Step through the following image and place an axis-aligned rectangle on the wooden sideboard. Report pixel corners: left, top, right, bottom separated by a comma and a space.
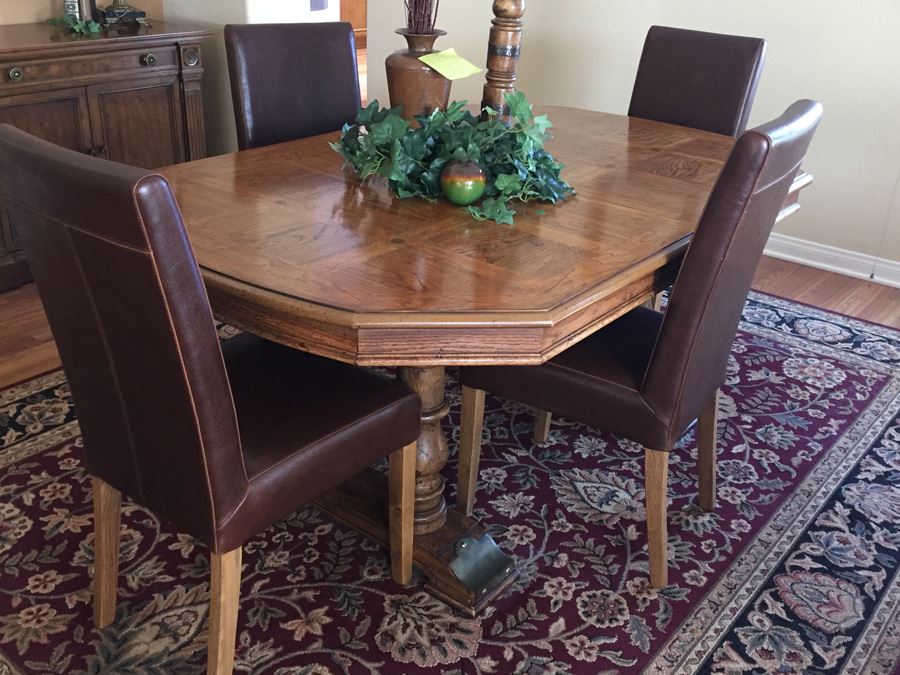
0, 20, 211, 291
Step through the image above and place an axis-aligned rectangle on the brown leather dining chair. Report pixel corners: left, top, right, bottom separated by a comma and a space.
0, 125, 420, 675
456, 100, 822, 589
631, 26, 767, 319
225, 22, 361, 150
629, 25, 767, 137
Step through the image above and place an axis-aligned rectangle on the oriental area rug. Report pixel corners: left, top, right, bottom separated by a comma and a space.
0, 291, 898, 674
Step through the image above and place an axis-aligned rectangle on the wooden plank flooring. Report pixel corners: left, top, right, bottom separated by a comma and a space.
0, 283, 60, 387
753, 257, 900, 328
0, 258, 896, 390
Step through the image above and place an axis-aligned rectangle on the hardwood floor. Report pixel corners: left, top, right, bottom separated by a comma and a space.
0, 283, 60, 388
753, 257, 900, 328
0, 258, 897, 390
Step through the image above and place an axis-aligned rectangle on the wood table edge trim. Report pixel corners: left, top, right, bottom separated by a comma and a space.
201, 238, 688, 366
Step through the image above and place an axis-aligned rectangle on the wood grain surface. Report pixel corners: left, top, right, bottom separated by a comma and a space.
161, 107, 797, 366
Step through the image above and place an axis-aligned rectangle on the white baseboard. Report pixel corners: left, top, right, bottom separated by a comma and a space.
764, 233, 900, 289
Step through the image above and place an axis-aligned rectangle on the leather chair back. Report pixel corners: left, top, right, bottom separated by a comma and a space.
225, 22, 361, 150
629, 25, 767, 136
0, 126, 248, 549
642, 100, 822, 447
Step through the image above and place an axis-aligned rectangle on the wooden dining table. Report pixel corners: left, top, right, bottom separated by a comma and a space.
159, 107, 811, 615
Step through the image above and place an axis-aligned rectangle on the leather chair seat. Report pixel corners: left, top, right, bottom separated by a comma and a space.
219, 334, 420, 551
461, 307, 669, 449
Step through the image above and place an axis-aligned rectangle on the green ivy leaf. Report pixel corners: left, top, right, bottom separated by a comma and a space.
469, 197, 516, 225
505, 91, 533, 124
495, 173, 523, 195
369, 115, 410, 147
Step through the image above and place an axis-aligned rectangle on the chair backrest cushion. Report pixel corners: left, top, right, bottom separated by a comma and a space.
642, 100, 822, 447
225, 22, 361, 150
0, 126, 247, 549
629, 25, 767, 136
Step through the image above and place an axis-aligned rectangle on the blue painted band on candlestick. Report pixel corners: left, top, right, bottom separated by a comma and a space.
488, 44, 521, 58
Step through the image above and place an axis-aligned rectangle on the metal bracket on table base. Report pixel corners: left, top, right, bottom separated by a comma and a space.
313, 469, 518, 616
449, 534, 515, 599
421, 522, 518, 617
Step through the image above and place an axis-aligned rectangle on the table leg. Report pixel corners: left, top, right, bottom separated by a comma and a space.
313, 364, 518, 616
398, 366, 449, 534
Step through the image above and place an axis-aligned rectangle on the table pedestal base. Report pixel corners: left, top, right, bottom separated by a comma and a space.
314, 467, 518, 616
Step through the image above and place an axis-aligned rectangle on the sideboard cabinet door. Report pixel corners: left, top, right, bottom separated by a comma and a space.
0, 87, 93, 152
87, 75, 186, 170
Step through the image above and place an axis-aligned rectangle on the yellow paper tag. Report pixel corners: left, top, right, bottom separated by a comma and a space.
419, 48, 483, 81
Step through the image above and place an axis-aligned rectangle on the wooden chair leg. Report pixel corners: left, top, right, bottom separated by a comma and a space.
389, 442, 417, 584
457, 386, 485, 517
92, 476, 121, 629
533, 409, 552, 443
697, 390, 719, 512
208, 548, 242, 675
645, 448, 669, 589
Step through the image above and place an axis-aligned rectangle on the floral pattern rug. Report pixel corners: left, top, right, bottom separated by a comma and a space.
0, 291, 898, 674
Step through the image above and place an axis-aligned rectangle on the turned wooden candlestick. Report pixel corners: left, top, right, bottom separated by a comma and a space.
482, 0, 525, 119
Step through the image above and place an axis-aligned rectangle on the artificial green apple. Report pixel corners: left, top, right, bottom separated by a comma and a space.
441, 161, 487, 206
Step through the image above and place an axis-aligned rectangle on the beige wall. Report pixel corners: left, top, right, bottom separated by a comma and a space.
165, 0, 246, 155
368, 0, 492, 108
246, 0, 340, 23
0, 0, 164, 24
164, 0, 343, 155
369, 0, 900, 267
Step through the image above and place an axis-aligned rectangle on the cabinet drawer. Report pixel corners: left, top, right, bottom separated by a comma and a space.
0, 45, 178, 92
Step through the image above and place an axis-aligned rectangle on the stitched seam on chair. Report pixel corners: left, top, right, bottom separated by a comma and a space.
755, 158, 804, 194
62, 223, 147, 504
657, 132, 770, 450
158, 176, 251, 528
2, 197, 150, 253
130, 176, 224, 551
156, 175, 249, 484
217, 490, 249, 530
244, 394, 415, 486
529, 361, 670, 430
548, 361, 644, 394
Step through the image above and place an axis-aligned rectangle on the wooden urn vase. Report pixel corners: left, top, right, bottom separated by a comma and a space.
385, 29, 451, 123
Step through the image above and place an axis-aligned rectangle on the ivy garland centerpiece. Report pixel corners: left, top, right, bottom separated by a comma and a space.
331, 92, 574, 224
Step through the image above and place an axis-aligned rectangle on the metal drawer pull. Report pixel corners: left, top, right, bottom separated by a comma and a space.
140, 53, 157, 66
8, 68, 24, 83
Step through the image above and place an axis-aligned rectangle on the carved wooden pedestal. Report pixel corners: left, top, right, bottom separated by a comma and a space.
315, 365, 518, 616
399, 366, 450, 533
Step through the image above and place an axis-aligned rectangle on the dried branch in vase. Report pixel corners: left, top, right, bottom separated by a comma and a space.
403, 0, 441, 34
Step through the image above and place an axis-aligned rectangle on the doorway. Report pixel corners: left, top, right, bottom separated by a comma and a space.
340, 0, 367, 101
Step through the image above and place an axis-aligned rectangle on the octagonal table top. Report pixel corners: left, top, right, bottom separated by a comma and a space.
161, 107, 738, 366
